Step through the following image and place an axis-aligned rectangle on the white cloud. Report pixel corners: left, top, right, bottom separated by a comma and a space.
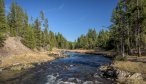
58, 4, 64, 10
46, 3, 64, 12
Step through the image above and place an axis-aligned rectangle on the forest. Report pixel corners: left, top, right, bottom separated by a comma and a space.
1, 0, 146, 84
0, 0, 71, 50
0, 0, 146, 57
75, 0, 146, 57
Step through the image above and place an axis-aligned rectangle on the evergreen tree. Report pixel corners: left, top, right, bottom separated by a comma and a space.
0, 0, 7, 47
75, 28, 97, 49
34, 18, 42, 49
109, 0, 146, 56
0, 0, 72, 50
48, 31, 57, 49
96, 29, 110, 49
0, 0, 7, 33
22, 25, 35, 49
42, 18, 49, 50
110, 0, 127, 57
56, 32, 68, 49
7, 1, 17, 36
7, 1, 26, 37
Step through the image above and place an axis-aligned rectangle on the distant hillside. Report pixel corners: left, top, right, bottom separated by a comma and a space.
0, 37, 31, 57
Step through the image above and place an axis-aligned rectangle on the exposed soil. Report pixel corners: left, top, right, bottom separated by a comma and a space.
0, 37, 31, 57
0, 37, 66, 70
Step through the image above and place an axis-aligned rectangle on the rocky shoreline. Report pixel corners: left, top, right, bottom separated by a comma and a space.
99, 65, 146, 84
64, 50, 146, 84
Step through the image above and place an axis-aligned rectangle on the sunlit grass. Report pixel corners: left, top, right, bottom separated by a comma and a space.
113, 61, 146, 84
113, 61, 146, 74
0, 52, 55, 68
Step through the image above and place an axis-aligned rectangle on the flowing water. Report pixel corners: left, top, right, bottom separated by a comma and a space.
0, 52, 113, 84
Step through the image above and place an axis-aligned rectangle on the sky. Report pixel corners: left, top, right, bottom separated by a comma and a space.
5, 0, 118, 42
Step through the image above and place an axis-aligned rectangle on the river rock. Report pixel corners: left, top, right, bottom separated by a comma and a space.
129, 73, 143, 80
83, 81, 93, 84
0, 68, 3, 72
99, 65, 117, 78
99, 65, 108, 71
116, 69, 130, 80
116, 69, 143, 80
99, 65, 143, 83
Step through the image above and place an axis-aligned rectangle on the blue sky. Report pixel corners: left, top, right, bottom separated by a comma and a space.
5, 0, 118, 42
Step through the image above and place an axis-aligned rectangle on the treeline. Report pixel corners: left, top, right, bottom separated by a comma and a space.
74, 29, 111, 50
0, 0, 70, 50
1, 0, 146, 56
110, 0, 146, 57
75, 0, 146, 57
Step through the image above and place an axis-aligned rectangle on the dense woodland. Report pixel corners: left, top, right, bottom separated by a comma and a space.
0, 0, 146, 57
75, 0, 146, 57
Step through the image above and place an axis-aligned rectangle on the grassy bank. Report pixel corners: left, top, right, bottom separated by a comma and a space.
113, 61, 146, 74
0, 52, 54, 70
0, 52, 54, 67
112, 55, 146, 84
113, 61, 146, 84
113, 56, 146, 74
0, 49, 66, 71
67, 49, 116, 58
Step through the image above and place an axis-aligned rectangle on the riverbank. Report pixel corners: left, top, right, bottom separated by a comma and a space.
68, 50, 146, 84
99, 57, 146, 84
0, 51, 113, 84
0, 49, 67, 71
67, 49, 117, 58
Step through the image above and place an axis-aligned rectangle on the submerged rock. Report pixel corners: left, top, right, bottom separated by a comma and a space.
83, 81, 93, 84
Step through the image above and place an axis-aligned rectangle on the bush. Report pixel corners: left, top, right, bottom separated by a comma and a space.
0, 33, 6, 47
114, 55, 127, 61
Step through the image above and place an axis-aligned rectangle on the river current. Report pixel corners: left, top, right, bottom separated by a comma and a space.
0, 52, 113, 84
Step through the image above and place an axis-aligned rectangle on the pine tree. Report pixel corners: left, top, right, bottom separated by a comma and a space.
0, 0, 7, 33
43, 18, 49, 50
75, 28, 98, 49
0, 0, 7, 47
110, 0, 128, 57
34, 18, 42, 49
7, 0, 17, 36
48, 31, 57, 49
7, 0, 27, 37
109, 0, 146, 56
22, 25, 35, 49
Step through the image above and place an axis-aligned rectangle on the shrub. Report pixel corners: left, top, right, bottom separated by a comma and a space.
114, 55, 127, 61
0, 33, 6, 47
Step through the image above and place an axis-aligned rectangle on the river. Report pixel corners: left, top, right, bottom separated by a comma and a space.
0, 52, 113, 84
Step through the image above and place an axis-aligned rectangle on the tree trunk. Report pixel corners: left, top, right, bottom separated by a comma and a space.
120, 38, 122, 56
127, 18, 131, 54
137, 0, 141, 57
122, 38, 125, 57
120, 38, 125, 57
